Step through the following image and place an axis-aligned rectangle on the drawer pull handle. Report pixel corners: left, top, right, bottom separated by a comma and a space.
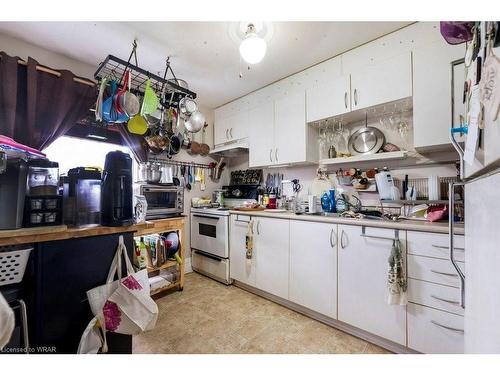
431, 295, 461, 306
432, 245, 465, 251
430, 320, 464, 333
431, 269, 459, 278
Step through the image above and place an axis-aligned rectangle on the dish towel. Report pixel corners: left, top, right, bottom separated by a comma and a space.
0, 292, 15, 349
387, 239, 407, 305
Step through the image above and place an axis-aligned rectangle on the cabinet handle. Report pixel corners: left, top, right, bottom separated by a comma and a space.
275, 148, 278, 162
230, 128, 233, 139
430, 320, 464, 333
269, 149, 273, 163
431, 295, 461, 306
432, 244, 465, 251
340, 230, 347, 249
329, 228, 337, 248
353, 89, 358, 106
344, 92, 348, 109
431, 269, 459, 278
225, 129, 229, 139
257, 220, 261, 235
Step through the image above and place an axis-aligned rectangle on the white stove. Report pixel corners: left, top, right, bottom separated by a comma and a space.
190, 206, 231, 284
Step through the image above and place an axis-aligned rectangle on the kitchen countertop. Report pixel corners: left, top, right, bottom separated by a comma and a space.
0, 216, 186, 247
229, 210, 465, 235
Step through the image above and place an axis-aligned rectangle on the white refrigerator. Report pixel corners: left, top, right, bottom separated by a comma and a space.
462, 169, 500, 353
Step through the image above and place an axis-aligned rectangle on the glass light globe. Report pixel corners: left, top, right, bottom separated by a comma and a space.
239, 33, 267, 64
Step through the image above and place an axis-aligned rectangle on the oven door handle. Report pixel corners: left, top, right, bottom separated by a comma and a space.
142, 187, 180, 193
192, 214, 220, 220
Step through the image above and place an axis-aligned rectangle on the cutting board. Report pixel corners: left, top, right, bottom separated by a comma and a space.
232, 206, 265, 212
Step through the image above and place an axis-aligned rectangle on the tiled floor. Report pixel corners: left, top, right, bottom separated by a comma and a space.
133, 272, 391, 354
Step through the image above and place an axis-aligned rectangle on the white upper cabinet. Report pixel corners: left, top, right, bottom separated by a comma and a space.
248, 102, 275, 168
350, 52, 412, 111
306, 75, 351, 122
248, 91, 317, 167
274, 91, 317, 165
213, 103, 249, 147
413, 40, 465, 152
338, 225, 407, 345
290, 221, 337, 318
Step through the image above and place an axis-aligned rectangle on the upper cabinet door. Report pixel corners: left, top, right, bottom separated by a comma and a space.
214, 111, 229, 146
350, 52, 412, 111
413, 42, 465, 152
229, 109, 249, 141
274, 91, 307, 164
306, 75, 351, 122
248, 102, 275, 168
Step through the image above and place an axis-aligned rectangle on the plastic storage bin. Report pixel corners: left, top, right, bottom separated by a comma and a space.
0, 245, 33, 286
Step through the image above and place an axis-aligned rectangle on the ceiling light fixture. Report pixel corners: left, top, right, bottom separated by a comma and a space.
239, 23, 267, 65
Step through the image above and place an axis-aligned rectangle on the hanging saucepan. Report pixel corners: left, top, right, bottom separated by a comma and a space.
179, 97, 198, 118
169, 134, 181, 155
199, 122, 210, 156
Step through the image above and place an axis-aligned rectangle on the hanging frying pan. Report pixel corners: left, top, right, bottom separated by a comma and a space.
347, 113, 385, 155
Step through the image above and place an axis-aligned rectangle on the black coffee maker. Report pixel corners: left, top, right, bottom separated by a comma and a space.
101, 151, 133, 226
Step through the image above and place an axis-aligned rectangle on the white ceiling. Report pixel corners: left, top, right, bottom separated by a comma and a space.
0, 22, 411, 108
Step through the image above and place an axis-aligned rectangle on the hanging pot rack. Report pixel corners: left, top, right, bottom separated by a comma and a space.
93, 40, 197, 109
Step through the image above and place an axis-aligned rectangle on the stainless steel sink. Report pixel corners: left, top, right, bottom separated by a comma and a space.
303, 212, 340, 217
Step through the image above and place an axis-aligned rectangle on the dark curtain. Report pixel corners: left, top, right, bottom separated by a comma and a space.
0, 51, 97, 151
116, 124, 149, 163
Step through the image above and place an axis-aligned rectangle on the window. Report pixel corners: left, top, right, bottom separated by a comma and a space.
43, 136, 134, 175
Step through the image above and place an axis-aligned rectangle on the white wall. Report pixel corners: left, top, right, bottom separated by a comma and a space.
0, 32, 96, 78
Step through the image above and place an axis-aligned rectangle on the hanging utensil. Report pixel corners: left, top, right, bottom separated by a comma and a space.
200, 168, 206, 191
186, 166, 192, 191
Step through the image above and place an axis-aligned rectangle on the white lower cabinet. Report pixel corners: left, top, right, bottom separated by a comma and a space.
408, 303, 464, 354
337, 225, 407, 345
229, 215, 289, 299
229, 216, 466, 353
229, 215, 256, 287
408, 278, 464, 316
289, 221, 337, 318
254, 217, 290, 299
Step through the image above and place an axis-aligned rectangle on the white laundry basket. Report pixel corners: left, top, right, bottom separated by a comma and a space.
0, 245, 33, 286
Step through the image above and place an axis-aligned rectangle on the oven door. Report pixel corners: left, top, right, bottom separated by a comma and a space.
141, 186, 181, 216
190, 213, 228, 258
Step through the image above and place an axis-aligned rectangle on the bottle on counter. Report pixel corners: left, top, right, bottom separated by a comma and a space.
134, 237, 148, 270
335, 188, 347, 213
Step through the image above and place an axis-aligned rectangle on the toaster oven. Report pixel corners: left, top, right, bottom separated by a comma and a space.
138, 184, 184, 219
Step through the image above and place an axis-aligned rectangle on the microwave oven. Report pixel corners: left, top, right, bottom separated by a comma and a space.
138, 184, 184, 219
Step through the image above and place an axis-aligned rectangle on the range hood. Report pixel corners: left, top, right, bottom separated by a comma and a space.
210, 138, 249, 156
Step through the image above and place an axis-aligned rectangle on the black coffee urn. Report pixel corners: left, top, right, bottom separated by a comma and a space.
101, 151, 133, 226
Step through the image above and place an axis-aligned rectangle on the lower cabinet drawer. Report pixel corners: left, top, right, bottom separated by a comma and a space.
408, 254, 465, 288
407, 231, 465, 262
408, 303, 464, 354
408, 278, 464, 316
